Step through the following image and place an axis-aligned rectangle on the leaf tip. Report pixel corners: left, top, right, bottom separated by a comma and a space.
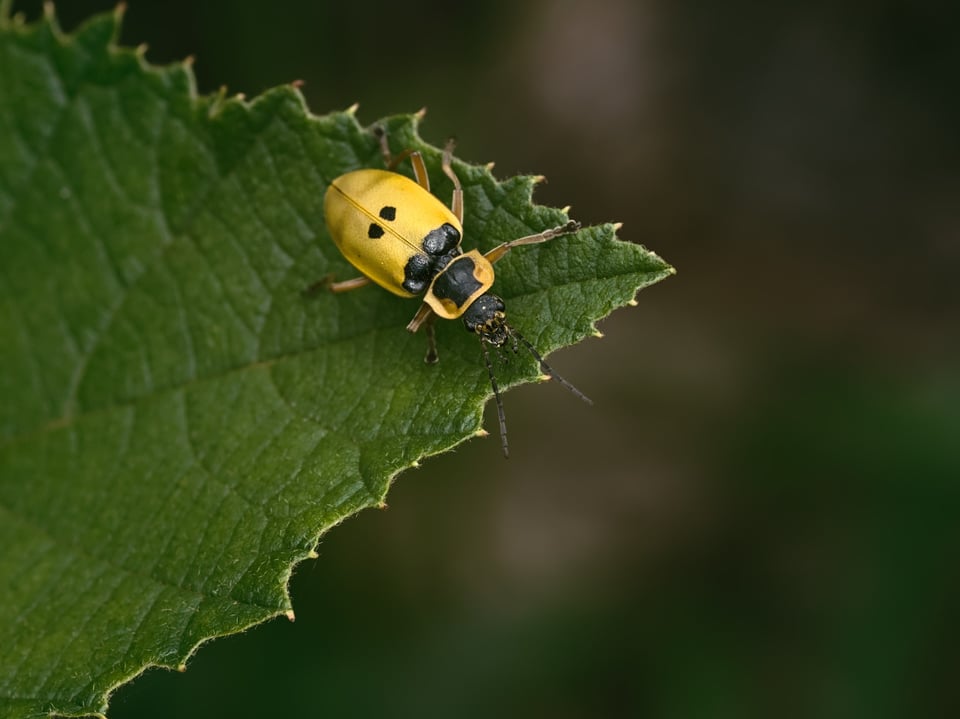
414, 106, 428, 121
285, 610, 296, 622
377, 500, 389, 510
114, 1, 127, 20
183, 53, 196, 67
611, 221, 624, 231
345, 102, 360, 116
307, 549, 319, 559
531, 174, 547, 185
561, 204, 572, 214
485, 161, 496, 172
627, 298, 639, 307
474, 428, 490, 438
592, 329, 605, 338
290, 78, 305, 89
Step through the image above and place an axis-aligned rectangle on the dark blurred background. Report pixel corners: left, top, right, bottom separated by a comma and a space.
15, 0, 959, 716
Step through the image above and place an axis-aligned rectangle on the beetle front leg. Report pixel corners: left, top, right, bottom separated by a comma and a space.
406, 302, 440, 363
484, 220, 581, 265
423, 314, 439, 364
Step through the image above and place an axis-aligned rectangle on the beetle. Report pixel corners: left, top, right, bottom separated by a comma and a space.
315, 128, 590, 457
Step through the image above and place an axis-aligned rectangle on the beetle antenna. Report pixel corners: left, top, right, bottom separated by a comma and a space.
511, 329, 593, 405
480, 340, 510, 458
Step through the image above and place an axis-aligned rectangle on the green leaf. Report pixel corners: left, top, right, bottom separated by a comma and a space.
0, 6, 673, 718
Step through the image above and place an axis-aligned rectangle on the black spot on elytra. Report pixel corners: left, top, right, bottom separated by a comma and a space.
402, 252, 432, 294
422, 223, 461, 255
368, 223, 385, 239
379, 206, 397, 221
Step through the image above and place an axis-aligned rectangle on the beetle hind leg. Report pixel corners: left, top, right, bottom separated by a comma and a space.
303, 274, 371, 296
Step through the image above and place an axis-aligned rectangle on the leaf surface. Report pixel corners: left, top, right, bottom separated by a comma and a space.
0, 7, 673, 717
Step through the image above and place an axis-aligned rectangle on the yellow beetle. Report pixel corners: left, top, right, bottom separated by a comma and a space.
317, 128, 590, 457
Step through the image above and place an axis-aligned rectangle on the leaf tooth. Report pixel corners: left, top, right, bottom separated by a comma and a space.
345, 102, 359, 115
207, 85, 228, 116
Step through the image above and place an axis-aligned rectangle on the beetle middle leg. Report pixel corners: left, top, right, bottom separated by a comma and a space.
441, 138, 463, 224
374, 126, 430, 190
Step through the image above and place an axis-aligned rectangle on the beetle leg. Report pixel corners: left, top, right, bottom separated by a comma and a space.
406, 301, 434, 333
441, 138, 463, 224
327, 276, 373, 293
423, 314, 439, 364
389, 149, 430, 191
408, 152, 430, 190
303, 274, 371, 296
407, 303, 440, 362
374, 125, 394, 165
484, 220, 581, 265
375, 126, 430, 190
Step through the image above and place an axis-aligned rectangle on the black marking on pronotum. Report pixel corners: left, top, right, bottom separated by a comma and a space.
368, 223, 385, 239
431, 255, 483, 309
379, 206, 397, 221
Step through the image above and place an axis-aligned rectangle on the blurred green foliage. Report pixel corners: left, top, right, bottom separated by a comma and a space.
7, 0, 957, 717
